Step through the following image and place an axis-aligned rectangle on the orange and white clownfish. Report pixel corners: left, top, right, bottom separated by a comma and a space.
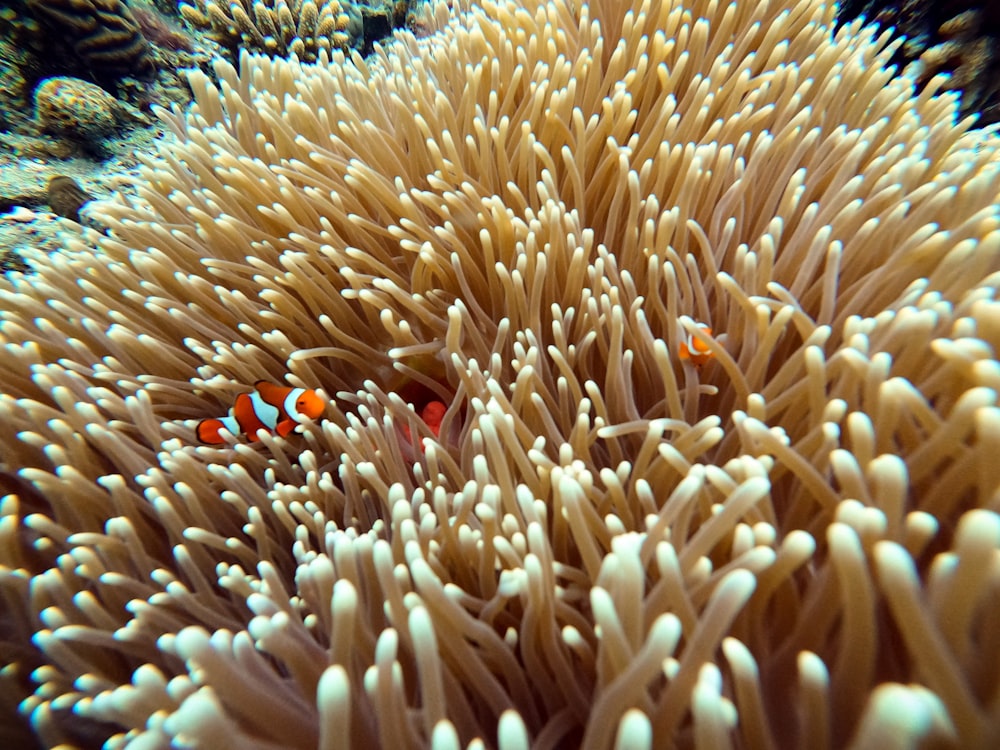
196, 380, 325, 444
678, 323, 715, 367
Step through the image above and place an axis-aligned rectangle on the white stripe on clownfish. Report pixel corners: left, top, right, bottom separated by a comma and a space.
678, 322, 715, 367
249, 389, 281, 429
282, 388, 308, 421
218, 413, 241, 437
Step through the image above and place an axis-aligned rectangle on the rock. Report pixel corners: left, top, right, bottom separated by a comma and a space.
47, 176, 94, 222
7, 207, 36, 222
0, 151, 54, 213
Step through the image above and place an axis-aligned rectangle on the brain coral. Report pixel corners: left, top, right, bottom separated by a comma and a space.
1, 0, 1000, 747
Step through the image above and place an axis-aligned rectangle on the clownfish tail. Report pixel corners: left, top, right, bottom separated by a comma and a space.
196, 418, 228, 444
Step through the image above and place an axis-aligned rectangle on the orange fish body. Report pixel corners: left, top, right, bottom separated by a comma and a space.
197, 380, 325, 444
401, 400, 447, 445
420, 400, 447, 437
678, 324, 715, 367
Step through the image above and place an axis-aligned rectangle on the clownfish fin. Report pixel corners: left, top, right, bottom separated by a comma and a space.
196, 418, 228, 444
275, 418, 297, 437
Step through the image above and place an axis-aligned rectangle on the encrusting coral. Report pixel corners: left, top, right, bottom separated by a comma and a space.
2, 0, 1000, 747
33, 77, 121, 143
180, 0, 351, 61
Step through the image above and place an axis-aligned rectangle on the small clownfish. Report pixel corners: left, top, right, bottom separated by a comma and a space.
678, 323, 715, 367
401, 400, 447, 444
196, 380, 325, 444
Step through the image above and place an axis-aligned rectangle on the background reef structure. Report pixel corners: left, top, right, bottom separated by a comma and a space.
23, 0, 156, 81
179, 0, 352, 62
1, 0, 999, 747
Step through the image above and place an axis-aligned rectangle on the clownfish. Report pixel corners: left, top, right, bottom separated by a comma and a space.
401, 400, 447, 444
196, 380, 325, 444
678, 323, 715, 367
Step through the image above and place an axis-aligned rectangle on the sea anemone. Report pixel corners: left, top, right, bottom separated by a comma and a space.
1, 0, 999, 747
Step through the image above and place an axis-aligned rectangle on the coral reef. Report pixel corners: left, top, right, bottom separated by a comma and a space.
131, 5, 194, 53
30, 74, 150, 157
24, 0, 155, 81
0, 1, 207, 146
33, 77, 121, 144
353, 0, 411, 54
179, 0, 351, 61
0, 8, 36, 134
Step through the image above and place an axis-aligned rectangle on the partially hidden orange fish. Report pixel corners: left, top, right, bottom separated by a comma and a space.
401, 400, 447, 444
197, 380, 325, 444
678, 323, 715, 367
